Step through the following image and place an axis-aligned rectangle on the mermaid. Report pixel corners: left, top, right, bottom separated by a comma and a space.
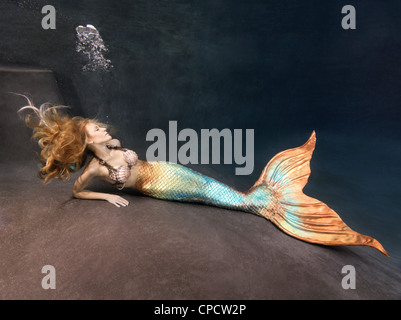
17, 95, 389, 257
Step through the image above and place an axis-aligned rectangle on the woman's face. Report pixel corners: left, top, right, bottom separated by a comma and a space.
85, 122, 112, 145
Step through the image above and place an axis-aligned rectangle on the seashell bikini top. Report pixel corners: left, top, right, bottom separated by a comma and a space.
93, 145, 138, 189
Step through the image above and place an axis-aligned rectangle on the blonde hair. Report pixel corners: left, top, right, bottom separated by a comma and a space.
17, 95, 107, 183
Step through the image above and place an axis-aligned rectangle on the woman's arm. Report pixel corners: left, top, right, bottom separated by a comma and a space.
72, 162, 129, 208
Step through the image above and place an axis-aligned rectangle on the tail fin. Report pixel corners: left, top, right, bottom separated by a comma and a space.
252, 131, 389, 257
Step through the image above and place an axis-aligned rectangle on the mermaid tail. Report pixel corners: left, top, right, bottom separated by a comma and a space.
250, 131, 389, 256
133, 132, 389, 257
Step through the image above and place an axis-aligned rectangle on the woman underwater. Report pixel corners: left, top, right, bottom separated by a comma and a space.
18, 95, 389, 257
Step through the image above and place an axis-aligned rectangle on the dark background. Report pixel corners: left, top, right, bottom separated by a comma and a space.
1, 0, 400, 261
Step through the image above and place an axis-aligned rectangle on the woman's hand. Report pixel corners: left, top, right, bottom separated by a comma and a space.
105, 194, 129, 207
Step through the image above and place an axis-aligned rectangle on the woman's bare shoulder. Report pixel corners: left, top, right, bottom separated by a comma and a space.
82, 157, 102, 176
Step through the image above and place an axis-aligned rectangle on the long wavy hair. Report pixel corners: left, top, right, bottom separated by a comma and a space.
17, 94, 108, 183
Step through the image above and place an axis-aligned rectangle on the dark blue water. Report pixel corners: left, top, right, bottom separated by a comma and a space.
1, 0, 400, 260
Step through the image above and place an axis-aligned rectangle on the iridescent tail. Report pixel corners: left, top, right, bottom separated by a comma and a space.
133, 132, 389, 257
250, 131, 389, 257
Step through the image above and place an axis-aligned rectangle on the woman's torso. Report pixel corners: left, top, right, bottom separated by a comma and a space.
92, 147, 144, 189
